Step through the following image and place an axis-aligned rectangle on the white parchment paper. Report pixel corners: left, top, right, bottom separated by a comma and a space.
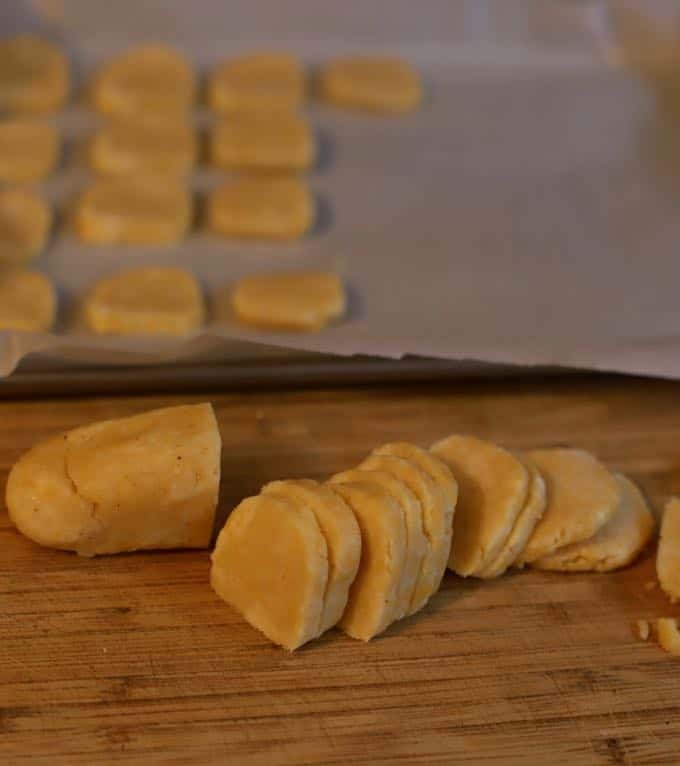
3, 0, 680, 378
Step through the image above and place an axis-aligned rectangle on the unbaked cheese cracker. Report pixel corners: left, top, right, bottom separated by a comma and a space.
82, 266, 204, 336
0, 188, 52, 264
318, 56, 421, 114
211, 494, 328, 651
531, 474, 654, 573
210, 111, 314, 173
91, 44, 195, 117
0, 36, 69, 114
326, 479, 406, 641
262, 478, 361, 632
224, 271, 345, 332
431, 435, 529, 577
517, 449, 621, 565
658, 497, 680, 603
209, 52, 305, 113
0, 269, 55, 331
206, 178, 313, 240
0, 119, 59, 182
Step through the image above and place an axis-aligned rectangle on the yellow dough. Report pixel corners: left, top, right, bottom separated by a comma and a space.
332, 468, 425, 621
211, 494, 328, 651
431, 435, 529, 577
82, 266, 204, 336
517, 449, 621, 565
210, 112, 314, 173
658, 497, 680, 603
88, 118, 197, 177
657, 618, 680, 657
208, 52, 305, 113
531, 474, 654, 573
0, 119, 59, 182
91, 44, 195, 117
319, 56, 421, 114
0, 269, 56, 331
477, 456, 547, 579
326, 479, 407, 641
0, 36, 69, 114
6, 403, 221, 556
360, 452, 449, 613
226, 271, 345, 332
262, 479, 361, 632
0, 188, 52, 264
206, 178, 313, 240
73, 175, 192, 245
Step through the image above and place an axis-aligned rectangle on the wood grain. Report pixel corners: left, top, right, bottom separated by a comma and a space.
1, 375, 680, 765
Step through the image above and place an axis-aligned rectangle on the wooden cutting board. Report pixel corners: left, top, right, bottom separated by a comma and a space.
2, 375, 679, 765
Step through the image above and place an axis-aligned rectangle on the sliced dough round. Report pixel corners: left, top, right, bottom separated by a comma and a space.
0, 36, 69, 114
0, 189, 52, 265
211, 494, 328, 651
517, 448, 621, 565
477, 455, 547, 578
208, 52, 305, 113
531, 474, 654, 573
658, 497, 680, 603
82, 266, 204, 336
73, 175, 192, 245
262, 478, 361, 632
0, 119, 59, 182
88, 118, 197, 177
657, 618, 680, 657
7, 404, 221, 556
326, 479, 406, 641
225, 271, 345, 332
91, 44, 195, 117
206, 178, 313, 240
431, 435, 529, 577
318, 56, 421, 114
210, 112, 314, 173
359, 453, 449, 613
0, 269, 56, 331
332, 468, 425, 621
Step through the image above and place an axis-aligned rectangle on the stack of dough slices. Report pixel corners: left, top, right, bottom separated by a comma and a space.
211, 443, 457, 650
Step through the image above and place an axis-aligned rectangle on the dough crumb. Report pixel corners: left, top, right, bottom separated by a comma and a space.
656, 618, 680, 657
644, 580, 657, 592
636, 619, 650, 641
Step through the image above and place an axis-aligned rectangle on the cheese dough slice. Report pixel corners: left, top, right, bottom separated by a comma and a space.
477, 456, 547, 578
517, 449, 621, 565
531, 474, 654, 573
657, 618, 680, 657
262, 478, 361, 632
0, 119, 59, 182
208, 52, 305, 113
0, 189, 52, 264
318, 56, 421, 114
332, 468, 425, 621
0, 36, 69, 114
91, 44, 195, 117
6, 404, 221, 556
211, 493, 328, 651
430, 435, 529, 577
0, 269, 56, 331
210, 112, 314, 173
82, 266, 204, 336
359, 453, 449, 613
73, 175, 191, 245
658, 497, 680, 603
225, 271, 345, 332
206, 178, 313, 240
326, 479, 406, 641
88, 118, 197, 177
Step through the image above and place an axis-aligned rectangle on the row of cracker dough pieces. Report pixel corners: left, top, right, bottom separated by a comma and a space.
211, 442, 458, 650
432, 436, 656, 579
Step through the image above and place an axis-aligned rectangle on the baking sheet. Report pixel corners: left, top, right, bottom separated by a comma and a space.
3, 0, 680, 379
